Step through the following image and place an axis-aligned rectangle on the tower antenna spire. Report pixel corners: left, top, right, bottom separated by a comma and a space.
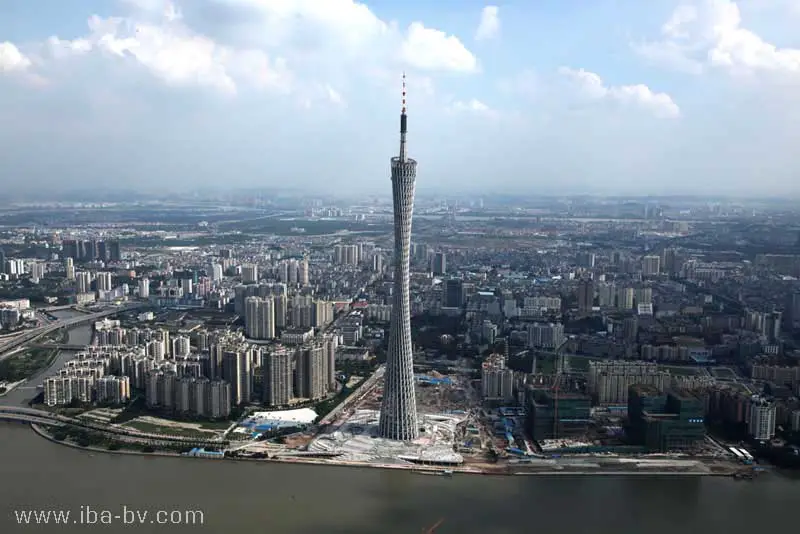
399, 72, 408, 162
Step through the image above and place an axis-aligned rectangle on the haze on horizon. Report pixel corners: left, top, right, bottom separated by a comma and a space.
1, 0, 799, 198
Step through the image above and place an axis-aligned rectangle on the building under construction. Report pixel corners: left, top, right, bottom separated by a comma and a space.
525, 387, 591, 441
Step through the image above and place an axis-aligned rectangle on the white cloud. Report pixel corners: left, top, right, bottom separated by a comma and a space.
475, 6, 500, 41
636, 0, 800, 77
558, 67, 681, 118
325, 84, 345, 106
181, 0, 476, 74
449, 98, 493, 114
38, 13, 291, 95
9, 0, 798, 198
10, 0, 477, 100
0, 42, 32, 72
401, 22, 478, 73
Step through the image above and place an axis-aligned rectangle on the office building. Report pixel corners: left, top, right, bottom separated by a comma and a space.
526, 389, 592, 441
627, 385, 705, 452
443, 278, 464, 308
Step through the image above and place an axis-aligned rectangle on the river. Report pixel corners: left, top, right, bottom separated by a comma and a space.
0, 310, 92, 407
0, 421, 796, 533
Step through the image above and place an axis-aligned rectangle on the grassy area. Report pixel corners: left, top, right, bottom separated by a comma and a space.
47, 425, 194, 454
563, 355, 604, 372
121, 420, 216, 438
710, 367, 737, 379
662, 365, 705, 376
41, 328, 69, 344
0, 348, 59, 382
199, 420, 234, 430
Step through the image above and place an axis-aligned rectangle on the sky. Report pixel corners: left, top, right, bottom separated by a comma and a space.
1, 0, 800, 198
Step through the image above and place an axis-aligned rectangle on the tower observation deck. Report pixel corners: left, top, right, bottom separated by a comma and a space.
378, 74, 420, 441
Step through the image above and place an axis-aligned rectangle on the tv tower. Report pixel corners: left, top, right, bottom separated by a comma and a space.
378, 74, 419, 441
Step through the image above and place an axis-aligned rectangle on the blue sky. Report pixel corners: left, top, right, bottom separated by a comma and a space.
1, 0, 800, 197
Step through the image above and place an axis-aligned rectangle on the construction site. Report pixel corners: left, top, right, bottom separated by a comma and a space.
305, 369, 479, 466
222, 359, 749, 476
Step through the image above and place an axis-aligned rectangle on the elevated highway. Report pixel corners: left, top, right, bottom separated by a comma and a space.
29, 344, 88, 351
38, 305, 81, 312
0, 303, 147, 358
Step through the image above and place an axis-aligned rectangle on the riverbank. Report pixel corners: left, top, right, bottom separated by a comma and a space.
30, 424, 181, 459
30, 424, 740, 477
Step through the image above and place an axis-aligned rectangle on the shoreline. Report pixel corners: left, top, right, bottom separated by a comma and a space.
29, 424, 738, 477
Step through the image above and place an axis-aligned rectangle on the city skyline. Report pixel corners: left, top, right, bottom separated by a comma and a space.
378, 75, 419, 441
1, 0, 800, 197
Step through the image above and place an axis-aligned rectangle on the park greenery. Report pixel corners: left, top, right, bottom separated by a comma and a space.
49, 425, 197, 454
0, 348, 59, 382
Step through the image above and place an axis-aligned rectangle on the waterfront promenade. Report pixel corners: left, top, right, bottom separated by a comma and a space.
29, 423, 739, 478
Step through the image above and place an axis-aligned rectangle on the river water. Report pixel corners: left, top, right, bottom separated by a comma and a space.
0, 310, 92, 407
1, 319, 798, 532
0, 421, 797, 533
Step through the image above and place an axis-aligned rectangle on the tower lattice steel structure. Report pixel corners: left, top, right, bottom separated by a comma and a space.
378, 75, 419, 441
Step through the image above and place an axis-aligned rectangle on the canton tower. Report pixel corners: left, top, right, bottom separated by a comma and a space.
378, 75, 419, 441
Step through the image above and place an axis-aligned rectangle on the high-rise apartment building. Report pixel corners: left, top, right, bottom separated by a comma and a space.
262, 346, 293, 407
75, 271, 92, 294
588, 361, 671, 405
577, 279, 594, 313
431, 252, 446, 275
241, 264, 258, 284
222, 349, 252, 405
96, 272, 112, 292
244, 296, 275, 340
481, 355, 514, 402
294, 343, 327, 401
299, 258, 309, 286
527, 322, 565, 350
576, 251, 596, 268
748, 396, 776, 441
642, 255, 661, 276
65, 257, 75, 281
